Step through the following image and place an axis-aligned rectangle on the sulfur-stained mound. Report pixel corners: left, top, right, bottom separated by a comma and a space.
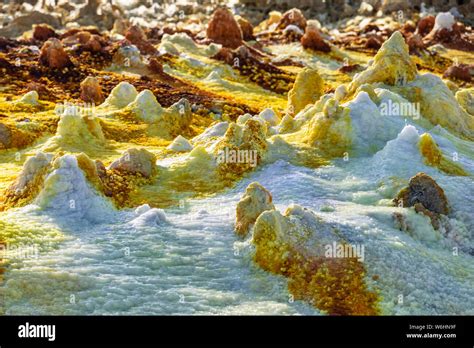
109, 148, 156, 178
125, 89, 164, 122
167, 135, 193, 152
455, 88, 474, 116
235, 182, 275, 237
206, 7, 243, 49
287, 67, 324, 115
45, 105, 105, 151
302, 98, 352, 157
418, 133, 467, 176
1, 152, 53, 210
403, 73, 474, 140
236, 184, 379, 315
101, 81, 138, 109
394, 172, 450, 229
349, 31, 417, 92
214, 118, 268, 177
14, 91, 40, 106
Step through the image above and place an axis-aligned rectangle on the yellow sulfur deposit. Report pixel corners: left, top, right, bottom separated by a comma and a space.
287, 67, 324, 115
349, 31, 417, 92
252, 202, 379, 315
418, 133, 468, 176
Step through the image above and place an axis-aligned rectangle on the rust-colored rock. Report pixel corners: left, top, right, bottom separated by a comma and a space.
277, 8, 307, 31
39, 38, 72, 69
147, 57, 163, 74
206, 7, 243, 49
416, 15, 435, 37
301, 26, 330, 52
26, 82, 51, 99
406, 33, 425, 52
80, 76, 104, 105
61, 31, 104, 52
394, 172, 449, 216
443, 63, 472, 82
236, 16, 254, 41
125, 25, 157, 55
424, 22, 474, 51
32, 24, 56, 41
365, 36, 382, 49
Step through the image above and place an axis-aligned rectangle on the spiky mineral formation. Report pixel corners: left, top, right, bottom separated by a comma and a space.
301, 25, 330, 52
349, 31, 417, 91
287, 68, 324, 115
80, 76, 104, 105
206, 7, 243, 49
109, 148, 156, 178
39, 38, 72, 69
235, 182, 275, 237
394, 172, 449, 216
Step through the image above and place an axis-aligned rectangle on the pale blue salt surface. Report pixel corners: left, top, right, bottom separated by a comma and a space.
1, 121, 473, 315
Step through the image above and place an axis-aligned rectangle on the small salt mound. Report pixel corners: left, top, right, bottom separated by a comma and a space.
102, 82, 138, 109
434, 12, 455, 31
371, 125, 427, 178
127, 89, 164, 123
345, 91, 403, 155
161, 32, 221, 57
258, 108, 280, 126
113, 45, 144, 68
15, 91, 39, 105
167, 135, 193, 152
134, 204, 150, 216
34, 155, 114, 222
129, 208, 167, 228
192, 122, 229, 143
